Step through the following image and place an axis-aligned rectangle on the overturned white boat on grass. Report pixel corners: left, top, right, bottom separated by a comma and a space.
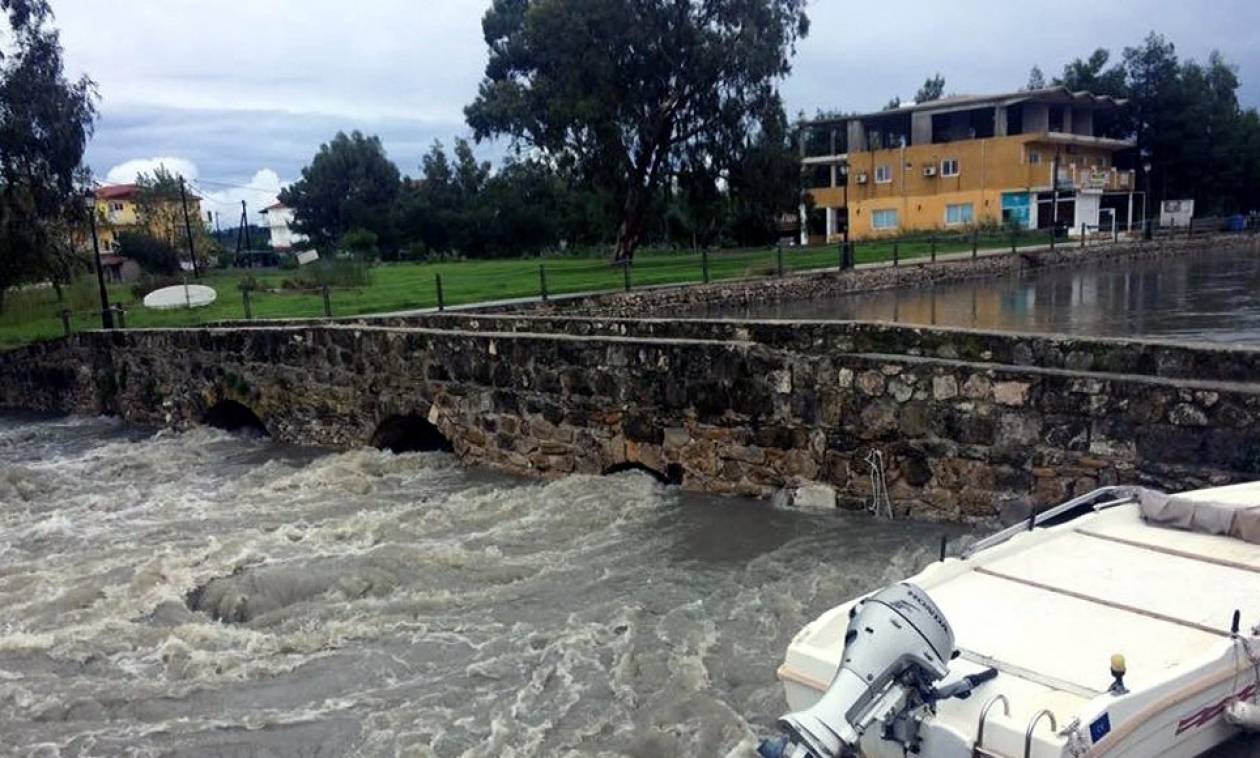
762, 483, 1260, 757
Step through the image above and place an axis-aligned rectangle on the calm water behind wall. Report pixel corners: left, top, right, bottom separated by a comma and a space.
0, 414, 960, 756
712, 246, 1260, 345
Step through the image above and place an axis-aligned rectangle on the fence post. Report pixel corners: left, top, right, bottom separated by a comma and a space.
59, 308, 72, 337
972, 229, 979, 258
435, 274, 445, 311
1187, 217, 1194, 239
838, 242, 844, 271
539, 264, 548, 303
930, 235, 937, 263
321, 284, 333, 317
113, 305, 126, 330
776, 243, 785, 277
1081, 223, 1087, 248
893, 241, 900, 267
1010, 228, 1018, 255
623, 260, 632, 292
702, 248, 710, 283
242, 286, 253, 320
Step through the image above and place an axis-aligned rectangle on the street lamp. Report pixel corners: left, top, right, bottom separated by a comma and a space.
839, 163, 851, 247
1142, 162, 1153, 239
84, 189, 114, 330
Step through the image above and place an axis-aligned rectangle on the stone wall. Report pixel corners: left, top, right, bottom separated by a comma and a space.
4, 323, 1260, 524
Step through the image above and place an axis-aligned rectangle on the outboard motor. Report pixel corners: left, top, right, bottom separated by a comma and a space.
767, 583, 961, 758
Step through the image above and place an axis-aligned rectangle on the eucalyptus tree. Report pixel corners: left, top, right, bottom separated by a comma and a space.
0, 0, 96, 311
465, 0, 810, 262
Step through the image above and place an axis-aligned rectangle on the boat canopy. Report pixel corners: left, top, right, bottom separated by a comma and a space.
1140, 485, 1260, 544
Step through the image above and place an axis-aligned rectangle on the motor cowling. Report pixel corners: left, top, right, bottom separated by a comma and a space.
774, 583, 955, 758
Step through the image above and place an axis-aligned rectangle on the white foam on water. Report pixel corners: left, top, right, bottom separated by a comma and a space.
0, 414, 971, 756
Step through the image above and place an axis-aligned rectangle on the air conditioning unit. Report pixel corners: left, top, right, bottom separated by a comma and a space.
923, 165, 938, 177
856, 173, 869, 184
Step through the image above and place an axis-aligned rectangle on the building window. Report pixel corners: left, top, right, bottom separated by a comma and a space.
940, 159, 960, 177
945, 203, 974, 226
875, 165, 892, 184
1027, 150, 1042, 165
110, 202, 124, 212
872, 209, 898, 230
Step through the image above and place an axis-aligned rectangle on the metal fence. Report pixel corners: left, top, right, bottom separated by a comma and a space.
27, 219, 1259, 343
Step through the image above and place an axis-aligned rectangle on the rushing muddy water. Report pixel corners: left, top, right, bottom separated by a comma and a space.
714, 245, 1260, 345
0, 414, 965, 757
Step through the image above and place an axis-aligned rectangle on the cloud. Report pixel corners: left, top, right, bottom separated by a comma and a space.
194, 169, 287, 230
104, 156, 199, 185
103, 157, 286, 229
63, 0, 1260, 204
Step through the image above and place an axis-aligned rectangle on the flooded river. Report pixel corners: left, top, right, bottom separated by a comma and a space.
716, 245, 1260, 344
0, 414, 958, 757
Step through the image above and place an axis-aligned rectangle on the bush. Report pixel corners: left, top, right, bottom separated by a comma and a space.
216, 250, 236, 269
297, 259, 372, 289
340, 228, 379, 261
116, 232, 181, 275
130, 274, 184, 301
278, 254, 299, 271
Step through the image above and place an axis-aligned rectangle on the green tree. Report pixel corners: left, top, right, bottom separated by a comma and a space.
1025, 66, 1046, 91
280, 131, 401, 254
465, 0, 810, 262
0, 0, 96, 311
115, 230, 181, 275
915, 73, 946, 102
396, 138, 492, 257
133, 164, 186, 248
1056, 48, 1127, 97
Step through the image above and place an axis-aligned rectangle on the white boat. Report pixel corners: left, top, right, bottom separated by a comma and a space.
765, 483, 1260, 758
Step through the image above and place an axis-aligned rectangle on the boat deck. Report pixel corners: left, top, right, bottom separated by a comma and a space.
780, 481, 1260, 756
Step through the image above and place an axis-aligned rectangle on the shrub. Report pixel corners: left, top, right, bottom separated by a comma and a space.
340, 228, 379, 261
299, 259, 372, 288
116, 232, 181, 275
130, 274, 184, 301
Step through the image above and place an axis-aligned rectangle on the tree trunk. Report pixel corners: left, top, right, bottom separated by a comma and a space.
612, 183, 648, 263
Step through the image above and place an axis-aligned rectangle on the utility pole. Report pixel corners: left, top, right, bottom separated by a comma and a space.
179, 178, 199, 278
85, 190, 114, 330
241, 200, 252, 251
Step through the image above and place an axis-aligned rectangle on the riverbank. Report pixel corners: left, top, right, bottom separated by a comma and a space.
0, 231, 1056, 348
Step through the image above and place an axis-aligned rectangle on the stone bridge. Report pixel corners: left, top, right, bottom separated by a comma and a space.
5, 315, 1260, 523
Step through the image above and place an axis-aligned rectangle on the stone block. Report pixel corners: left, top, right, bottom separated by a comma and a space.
932, 375, 959, 401
663, 427, 691, 450
993, 381, 1031, 407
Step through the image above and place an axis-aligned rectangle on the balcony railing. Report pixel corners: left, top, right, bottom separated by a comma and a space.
1056, 167, 1135, 192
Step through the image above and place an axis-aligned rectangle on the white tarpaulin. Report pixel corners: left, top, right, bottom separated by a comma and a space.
1140, 487, 1260, 544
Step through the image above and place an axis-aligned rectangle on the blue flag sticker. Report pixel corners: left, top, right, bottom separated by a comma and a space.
1090, 713, 1112, 743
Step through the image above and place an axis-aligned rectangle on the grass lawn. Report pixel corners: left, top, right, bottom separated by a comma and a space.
0, 229, 1055, 349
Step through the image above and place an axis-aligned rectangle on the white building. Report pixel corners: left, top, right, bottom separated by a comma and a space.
259, 202, 307, 250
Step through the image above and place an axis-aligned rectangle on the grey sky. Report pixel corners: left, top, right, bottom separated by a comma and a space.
51, 0, 1260, 220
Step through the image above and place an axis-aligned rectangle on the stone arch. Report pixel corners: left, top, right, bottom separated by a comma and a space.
370, 414, 453, 454
203, 399, 268, 436
602, 461, 684, 486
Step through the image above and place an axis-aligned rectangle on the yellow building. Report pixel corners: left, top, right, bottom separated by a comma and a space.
801, 87, 1138, 242
90, 183, 203, 253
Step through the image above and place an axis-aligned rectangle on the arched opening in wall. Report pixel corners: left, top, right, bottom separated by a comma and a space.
602, 462, 684, 486
370, 414, 453, 454
203, 400, 268, 436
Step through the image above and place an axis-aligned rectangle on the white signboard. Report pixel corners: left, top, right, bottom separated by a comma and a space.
1161, 199, 1195, 228
296, 250, 320, 267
